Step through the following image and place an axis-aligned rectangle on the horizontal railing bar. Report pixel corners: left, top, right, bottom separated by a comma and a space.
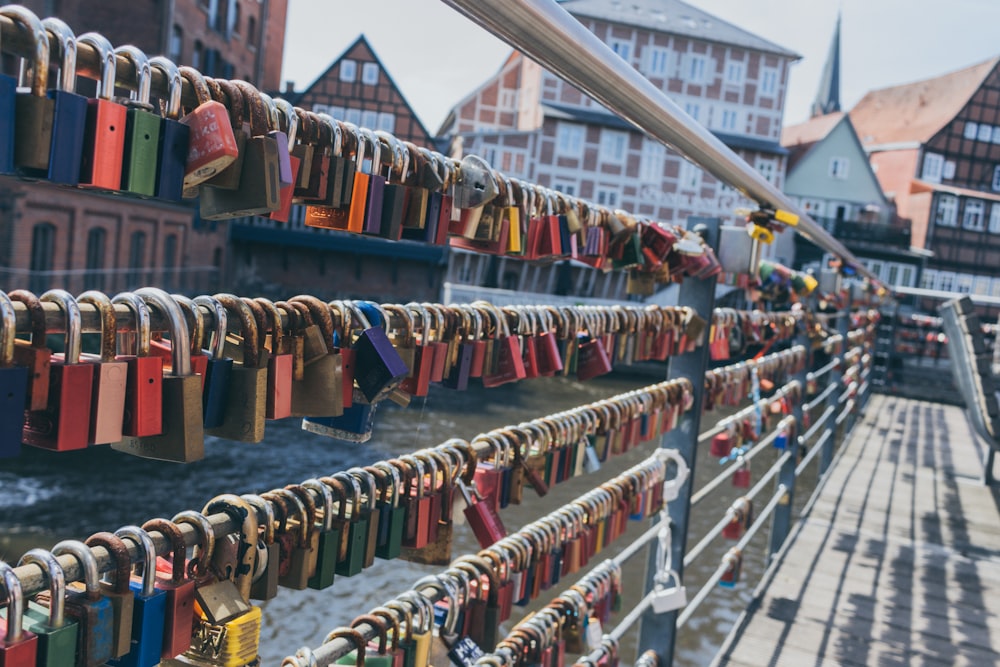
801, 405, 836, 443
804, 383, 838, 411
796, 430, 833, 477
809, 359, 840, 381
697, 381, 800, 444
836, 399, 856, 426
894, 286, 1000, 305
691, 418, 792, 507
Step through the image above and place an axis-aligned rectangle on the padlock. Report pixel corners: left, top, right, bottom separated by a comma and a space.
287, 296, 343, 417
300, 479, 339, 590
710, 430, 735, 458
83, 533, 134, 659
268, 98, 301, 222
332, 472, 368, 577
36, 18, 88, 185
199, 81, 280, 218
202, 494, 258, 602
397, 457, 431, 550
177, 66, 237, 189
140, 519, 194, 660
370, 607, 407, 667
0, 560, 38, 664
732, 459, 751, 488
384, 601, 417, 667
22, 290, 94, 452
279, 486, 321, 590
76, 32, 127, 190
251, 298, 293, 420
193, 295, 232, 428
115, 46, 160, 197
298, 111, 333, 203
719, 548, 743, 588
77, 291, 127, 446
178, 579, 259, 667
330, 627, 368, 667
351, 614, 393, 667
158, 294, 209, 385
302, 118, 353, 227
345, 301, 409, 403
442, 307, 476, 391
372, 462, 406, 561
461, 478, 508, 550
205, 294, 266, 442
0, 8, 14, 173
112, 289, 204, 463
44, 541, 114, 667
106, 528, 164, 667
148, 57, 189, 202
289, 110, 317, 198
9, 290, 51, 412
373, 131, 408, 239
111, 292, 163, 438
349, 467, 382, 569
479, 302, 526, 388
240, 495, 279, 602
0, 292, 28, 458
1, 7, 54, 173
576, 334, 613, 383
17, 550, 77, 667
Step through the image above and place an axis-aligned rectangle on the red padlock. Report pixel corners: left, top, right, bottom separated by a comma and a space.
112, 292, 164, 438
178, 67, 238, 189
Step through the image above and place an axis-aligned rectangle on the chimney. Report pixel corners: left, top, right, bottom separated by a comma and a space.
284, 80, 296, 94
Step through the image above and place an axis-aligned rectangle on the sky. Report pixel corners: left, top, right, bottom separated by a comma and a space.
281, 0, 1000, 133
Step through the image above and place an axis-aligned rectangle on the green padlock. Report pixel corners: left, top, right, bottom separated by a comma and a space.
115, 46, 161, 196
329, 627, 367, 667
18, 549, 79, 667
372, 462, 406, 560
304, 479, 340, 590
332, 472, 367, 577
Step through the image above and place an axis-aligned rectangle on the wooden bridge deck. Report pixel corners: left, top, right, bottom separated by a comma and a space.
713, 394, 1000, 667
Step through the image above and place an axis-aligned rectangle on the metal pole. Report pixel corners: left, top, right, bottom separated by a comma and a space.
438, 0, 881, 286
637, 217, 720, 667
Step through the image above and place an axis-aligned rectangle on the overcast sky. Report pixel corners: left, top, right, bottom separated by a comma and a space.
282, 0, 1000, 134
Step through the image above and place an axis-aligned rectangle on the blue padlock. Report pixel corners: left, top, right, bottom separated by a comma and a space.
302, 388, 378, 443
107, 527, 166, 667
149, 56, 189, 202
0, 15, 16, 173
194, 295, 233, 428
0, 291, 28, 459
40, 18, 88, 185
51, 540, 115, 667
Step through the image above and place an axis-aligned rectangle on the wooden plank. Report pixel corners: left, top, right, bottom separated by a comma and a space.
713, 396, 1000, 666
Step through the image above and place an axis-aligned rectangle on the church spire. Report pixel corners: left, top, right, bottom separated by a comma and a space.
811, 13, 842, 117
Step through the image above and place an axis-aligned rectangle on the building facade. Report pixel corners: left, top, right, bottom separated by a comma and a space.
850, 57, 1000, 300
439, 0, 799, 252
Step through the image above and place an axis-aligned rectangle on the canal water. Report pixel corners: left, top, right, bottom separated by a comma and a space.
0, 371, 821, 666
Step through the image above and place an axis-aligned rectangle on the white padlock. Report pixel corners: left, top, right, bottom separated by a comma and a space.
651, 570, 688, 613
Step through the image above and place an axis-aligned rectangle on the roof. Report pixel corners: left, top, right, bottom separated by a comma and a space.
850, 57, 1000, 147
558, 0, 799, 58
911, 179, 1000, 204
544, 102, 788, 155
781, 112, 845, 170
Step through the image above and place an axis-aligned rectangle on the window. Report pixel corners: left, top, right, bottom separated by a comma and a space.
979, 124, 994, 142
678, 160, 701, 191
84, 228, 106, 291
935, 194, 958, 226
829, 157, 849, 179
685, 55, 706, 83
921, 269, 938, 290
756, 157, 777, 184
362, 63, 379, 85
246, 16, 257, 47
943, 161, 956, 180
377, 112, 395, 133
610, 40, 632, 63
361, 110, 378, 129
499, 149, 527, 177
921, 152, 944, 182
192, 40, 203, 69
975, 275, 992, 296
340, 60, 356, 82
169, 25, 183, 61
719, 109, 739, 132
162, 234, 178, 292
801, 199, 825, 217
900, 266, 914, 288
499, 89, 518, 110
29, 223, 54, 295
553, 180, 577, 197
760, 68, 777, 95
345, 108, 362, 125
127, 231, 146, 287
329, 106, 345, 121
993, 165, 1000, 191
684, 102, 700, 122
963, 200, 985, 230
596, 187, 619, 207
725, 61, 745, 85
993, 127, 1000, 145
957, 274, 973, 294
965, 122, 979, 140
556, 123, 585, 158
600, 130, 627, 163
639, 139, 665, 183
645, 47, 669, 76
992, 279, 1000, 299
229, 3, 240, 38
868, 260, 883, 279
990, 204, 1000, 233
311, 103, 328, 114
887, 264, 899, 287
937, 271, 955, 292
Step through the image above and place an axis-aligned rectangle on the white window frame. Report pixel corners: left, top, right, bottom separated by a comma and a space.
610, 39, 633, 63
596, 187, 619, 208
943, 161, 956, 180
935, 194, 958, 226
921, 269, 938, 290
801, 199, 825, 218
990, 204, 1000, 233
991, 278, 1000, 298
361, 110, 378, 129
639, 139, 665, 183
556, 123, 585, 158
921, 152, 944, 183
760, 68, 777, 96
552, 179, 578, 197
725, 61, 745, 85
993, 127, 1000, 144
345, 108, 362, 126
993, 165, 1000, 191
600, 129, 628, 164
377, 112, 395, 133
965, 122, 979, 140
685, 55, 706, 83
937, 271, 955, 292
684, 102, 700, 122
957, 274, 974, 294
311, 103, 329, 114
756, 157, 777, 185
361, 62, 379, 85
979, 124, 994, 142
340, 59, 357, 82
678, 160, 701, 191
645, 47, 669, 76
829, 157, 849, 179
963, 199, 985, 231
974, 275, 992, 296
901, 266, 914, 288
719, 108, 739, 132
499, 89, 518, 110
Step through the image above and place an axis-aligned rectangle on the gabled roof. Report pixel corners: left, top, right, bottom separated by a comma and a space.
850, 57, 1000, 147
557, 0, 799, 58
781, 111, 845, 170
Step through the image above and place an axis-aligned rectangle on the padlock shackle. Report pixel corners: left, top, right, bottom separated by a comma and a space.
141, 518, 186, 586
136, 288, 190, 375
0, 561, 25, 641
240, 494, 277, 546
149, 56, 182, 119
41, 17, 76, 92
170, 511, 215, 580
40, 289, 83, 364
0, 291, 15, 366
111, 291, 151, 357
77, 32, 115, 99
84, 532, 132, 594
114, 525, 156, 598
114, 45, 151, 106
214, 293, 259, 369
0, 6, 48, 96
301, 480, 334, 533
79, 291, 119, 362
51, 539, 102, 600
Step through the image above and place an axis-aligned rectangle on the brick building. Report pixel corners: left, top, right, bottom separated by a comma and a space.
0, 1, 288, 297
849, 57, 1000, 300
437, 0, 800, 299
288, 34, 434, 147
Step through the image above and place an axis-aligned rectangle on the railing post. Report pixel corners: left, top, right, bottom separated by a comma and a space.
638, 217, 719, 667
820, 309, 847, 473
767, 301, 810, 560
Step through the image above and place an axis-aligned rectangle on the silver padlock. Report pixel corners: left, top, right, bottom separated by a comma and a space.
452, 154, 499, 208
651, 569, 688, 613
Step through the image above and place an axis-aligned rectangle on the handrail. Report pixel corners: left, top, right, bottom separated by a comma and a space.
439, 0, 881, 287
